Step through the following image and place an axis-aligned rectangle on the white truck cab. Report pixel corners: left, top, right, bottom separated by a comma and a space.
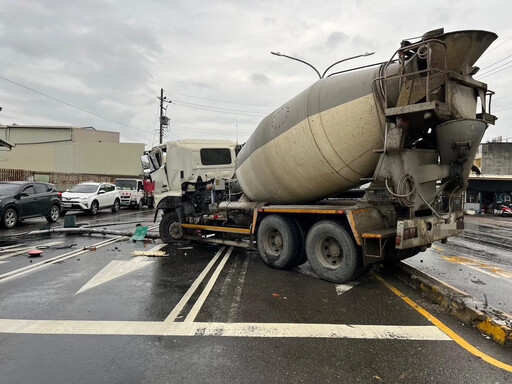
142, 139, 238, 210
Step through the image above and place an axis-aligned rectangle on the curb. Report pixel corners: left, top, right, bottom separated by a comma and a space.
394, 262, 512, 347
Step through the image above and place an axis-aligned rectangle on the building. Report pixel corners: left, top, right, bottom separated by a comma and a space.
0, 125, 145, 190
466, 141, 512, 213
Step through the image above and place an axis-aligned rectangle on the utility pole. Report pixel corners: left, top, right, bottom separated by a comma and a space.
159, 88, 164, 144
158, 88, 171, 144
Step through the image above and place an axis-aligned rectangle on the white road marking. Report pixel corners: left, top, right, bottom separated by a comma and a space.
0, 241, 63, 260
228, 255, 250, 323
0, 318, 451, 340
184, 247, 234, 322
335, 282, 359, 295
164, 246, 226, 323
0, 261, 8, 264
76, 257, 154, 294
0, 237, 125, 283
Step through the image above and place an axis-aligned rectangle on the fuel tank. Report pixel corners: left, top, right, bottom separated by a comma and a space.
236, 66, 385, 204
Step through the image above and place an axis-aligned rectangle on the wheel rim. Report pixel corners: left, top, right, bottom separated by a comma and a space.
92, 202, 98, 214
168, 221, 183, 240
316, 235, 343, 269
114, 201, 119, 211
50, 206, 59, 221
5, 210, 16, 227
264, 228, 283, 256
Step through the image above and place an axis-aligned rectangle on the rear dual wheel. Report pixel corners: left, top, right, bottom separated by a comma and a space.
305, 220, 363, 283
257, 215, 306, 269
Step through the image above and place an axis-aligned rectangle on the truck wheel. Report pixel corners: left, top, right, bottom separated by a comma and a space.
305, 220, 362, 283
89, 201, 99, 215
46, 204, 61, 223
2, 207, 18, 229
257, 215, 304, 269
160, 212, 183, 243
148, 197, 155, 209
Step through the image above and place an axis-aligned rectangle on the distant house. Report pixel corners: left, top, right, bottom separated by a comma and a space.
466, 141, 512, 212
0, 125, 144, 190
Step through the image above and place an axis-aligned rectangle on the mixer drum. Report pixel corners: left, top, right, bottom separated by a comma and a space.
236, 67, 385, 204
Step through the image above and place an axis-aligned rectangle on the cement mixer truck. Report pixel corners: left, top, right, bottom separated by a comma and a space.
144, 28, 497, 283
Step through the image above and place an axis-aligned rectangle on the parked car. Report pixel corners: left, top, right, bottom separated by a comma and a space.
0, 181, 62, 229
61, 182, 120, 215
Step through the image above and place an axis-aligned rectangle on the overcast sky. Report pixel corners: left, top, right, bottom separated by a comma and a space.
1, 0, 511, 148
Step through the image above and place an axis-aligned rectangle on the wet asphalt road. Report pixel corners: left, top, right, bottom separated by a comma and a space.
0, 209, 511, 383
406, 214, 512, 314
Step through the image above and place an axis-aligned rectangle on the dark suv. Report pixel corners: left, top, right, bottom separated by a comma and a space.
0, 181, 62, 229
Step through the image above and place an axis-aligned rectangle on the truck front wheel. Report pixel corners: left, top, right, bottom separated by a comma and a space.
159, 212, 183, 243
257, 215, 304, 269
305, 220, 362, 283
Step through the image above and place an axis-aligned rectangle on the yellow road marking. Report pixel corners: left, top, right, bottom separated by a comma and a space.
441, 256, 512, 280
373, 272, 512, 373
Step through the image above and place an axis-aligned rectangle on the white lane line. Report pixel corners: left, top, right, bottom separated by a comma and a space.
0, 241, 63, 261
228, 255, 250, 323
164, 246, 226, 323
335, 282, 359, 295
184, 247, 234, 323
76, 257, 154, 294
0, 319, 451, 340
0, 237, 125, 283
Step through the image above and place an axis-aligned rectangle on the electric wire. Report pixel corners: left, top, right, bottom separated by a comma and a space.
0, 75, 150, 135
164, 90, 276, 108
172, 100, 268, 117
478, 53, 512, 75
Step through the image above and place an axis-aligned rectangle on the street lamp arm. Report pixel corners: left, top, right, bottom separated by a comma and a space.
271, 52, 322, 79
321, 52, 375, 78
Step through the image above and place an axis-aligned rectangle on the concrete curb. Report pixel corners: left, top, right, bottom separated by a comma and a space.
394, 262, 512, 347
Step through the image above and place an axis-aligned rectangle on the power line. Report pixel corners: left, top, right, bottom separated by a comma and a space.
172, 100, 268, 117
478, 53, 512, 75
478, 61, 512, 79
482, 35, 512, 57
0, 74, 149, 135
164, 89, 276, 108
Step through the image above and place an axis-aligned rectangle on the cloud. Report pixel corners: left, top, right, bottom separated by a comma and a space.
0, 0, 510, 146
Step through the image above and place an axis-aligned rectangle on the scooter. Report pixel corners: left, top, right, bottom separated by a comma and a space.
496, 204, 512, 217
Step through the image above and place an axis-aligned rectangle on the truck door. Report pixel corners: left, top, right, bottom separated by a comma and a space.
144, 147, 168, 193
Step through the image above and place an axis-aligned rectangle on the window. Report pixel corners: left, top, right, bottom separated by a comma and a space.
33, 184, 47, 194
22, 186, 35, 196
200, 148, 232, 166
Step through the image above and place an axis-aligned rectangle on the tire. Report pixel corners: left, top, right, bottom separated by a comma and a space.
89, 200, 99, 215
46, 204, 61, 223
2, 207, 18, 229
111, 199, 120, 213
148, 197, 155, 209
305, 220, 362, 283
257, 215, 304, 269
159, 211, 183, 243
135, 200, 141, 210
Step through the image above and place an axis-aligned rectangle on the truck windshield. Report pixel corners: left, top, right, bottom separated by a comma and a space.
69, 184, 98, 193
115, 180, 137, 190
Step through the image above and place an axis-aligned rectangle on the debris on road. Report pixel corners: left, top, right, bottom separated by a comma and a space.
132, 250, 168, 257
27, 250, 43, 257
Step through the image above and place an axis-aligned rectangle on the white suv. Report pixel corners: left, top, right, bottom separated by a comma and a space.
62, 182, 121, 215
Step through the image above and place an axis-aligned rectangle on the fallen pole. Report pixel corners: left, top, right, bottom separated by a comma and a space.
20, 227, 161, 239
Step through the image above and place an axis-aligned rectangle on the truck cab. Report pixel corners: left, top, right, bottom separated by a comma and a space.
142, 139, 238, 214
